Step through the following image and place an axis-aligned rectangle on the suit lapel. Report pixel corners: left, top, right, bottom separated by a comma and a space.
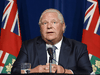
36, 37, 47, 65
59, 37, 71, 69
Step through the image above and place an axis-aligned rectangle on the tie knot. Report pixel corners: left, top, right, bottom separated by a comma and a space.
53, 46, 57, 51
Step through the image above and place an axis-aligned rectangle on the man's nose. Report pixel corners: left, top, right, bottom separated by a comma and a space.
47, 23, 52, 29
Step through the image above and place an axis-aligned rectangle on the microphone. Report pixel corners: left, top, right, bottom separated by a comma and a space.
47, 47, 53, 63
47, 40, 56, 64
47, 40, 55, 73
47, 47, 53, 73
47, 48, 65, 73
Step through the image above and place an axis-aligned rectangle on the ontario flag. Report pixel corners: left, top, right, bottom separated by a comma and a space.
0, 0, 22, 74
82, 0, 100, 74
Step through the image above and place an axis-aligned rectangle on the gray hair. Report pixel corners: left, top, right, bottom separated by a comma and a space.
38, 8, 65, 25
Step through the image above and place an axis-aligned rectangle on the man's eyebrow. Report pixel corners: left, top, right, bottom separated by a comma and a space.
51, 19, 58, 21
41, 20, 47, 22
41, 19, 58, 22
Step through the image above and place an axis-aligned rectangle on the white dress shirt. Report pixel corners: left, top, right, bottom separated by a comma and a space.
46, 38, 63, 65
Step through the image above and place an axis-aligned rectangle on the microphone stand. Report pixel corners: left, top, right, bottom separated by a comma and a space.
47, 40, 65, 74
47, 40, 54, 73
49, 57, 52, 73
47, 47, 53, 73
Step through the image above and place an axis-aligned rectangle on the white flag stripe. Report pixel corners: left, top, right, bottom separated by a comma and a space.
17, 13, 21, 36
11, 11, 18, 32
3, 1, 14, 29
89, 53, 93, 60
0, 66, 3, 73
94, 16, 100, 34
0, 50, 3, 58
84, 0, 97, 30
2, 53, 9, 64
85, 9, 94, 30
91, 72, 95, 74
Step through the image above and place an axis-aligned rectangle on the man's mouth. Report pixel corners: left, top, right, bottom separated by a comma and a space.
47, 32, 54, 33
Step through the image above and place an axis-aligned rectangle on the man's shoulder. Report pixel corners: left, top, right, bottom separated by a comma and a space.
63, 36, 87, 47
63, 37, 87, 53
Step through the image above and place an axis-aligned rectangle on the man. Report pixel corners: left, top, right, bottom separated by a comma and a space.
11, 9, 92, 74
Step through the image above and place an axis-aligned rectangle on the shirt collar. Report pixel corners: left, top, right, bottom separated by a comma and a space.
54, 37, 63, 50
46, 37, 63, 50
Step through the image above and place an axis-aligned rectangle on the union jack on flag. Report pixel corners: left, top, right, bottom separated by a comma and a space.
83, 0, 100, 35
0, 0, 22, 74
82, 0, 100, 74
1, 0, 20, 36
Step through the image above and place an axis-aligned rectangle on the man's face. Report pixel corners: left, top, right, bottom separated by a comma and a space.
40, 12, 65, 43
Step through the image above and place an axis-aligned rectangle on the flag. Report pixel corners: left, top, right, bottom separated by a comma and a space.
82, 0, 100, 74
0, 0, 22, 74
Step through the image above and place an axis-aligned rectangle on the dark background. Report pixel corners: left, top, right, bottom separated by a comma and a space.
0, 0, 100, 42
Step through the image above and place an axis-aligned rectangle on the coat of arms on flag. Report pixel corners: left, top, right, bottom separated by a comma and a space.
0, 0, 22, 74
89, 54, 100, 74
0, 50, 16, 74
82, 0, 100, 74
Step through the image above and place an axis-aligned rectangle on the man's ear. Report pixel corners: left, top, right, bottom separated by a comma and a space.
62, 23, 66, 33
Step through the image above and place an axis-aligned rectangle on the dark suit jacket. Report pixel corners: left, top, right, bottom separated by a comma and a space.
11, 36, 92, 74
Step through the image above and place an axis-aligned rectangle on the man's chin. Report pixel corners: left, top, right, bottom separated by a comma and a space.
46, 38, 55, 41
44, 38, 55, 42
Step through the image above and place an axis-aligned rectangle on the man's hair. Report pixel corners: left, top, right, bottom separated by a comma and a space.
38, 8, 65, 25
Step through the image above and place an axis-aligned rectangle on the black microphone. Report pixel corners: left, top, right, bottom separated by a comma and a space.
47, 40, 56, 73
47, 47, 53, 63
47, 47, 53, 73
47, 40, 56, 63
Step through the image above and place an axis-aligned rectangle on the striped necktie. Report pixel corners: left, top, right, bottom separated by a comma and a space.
52, 46, 57, 64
